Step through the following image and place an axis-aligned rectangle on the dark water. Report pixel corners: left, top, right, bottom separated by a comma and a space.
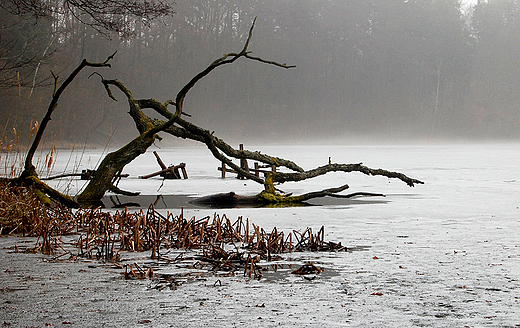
102, 194, 196, 209
101, 193, 388, 210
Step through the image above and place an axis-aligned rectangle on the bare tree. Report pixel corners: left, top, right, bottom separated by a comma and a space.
1, 0, 175, 37
13, 53, 115, 206
77, 18, 422, 205
12, 18, 422, 208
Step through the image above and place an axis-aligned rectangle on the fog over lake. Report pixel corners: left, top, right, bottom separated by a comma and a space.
2, 0, 520, 326
3, 0, 520, 146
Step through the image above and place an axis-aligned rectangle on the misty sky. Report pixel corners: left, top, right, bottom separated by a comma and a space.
2, 0, 520, 146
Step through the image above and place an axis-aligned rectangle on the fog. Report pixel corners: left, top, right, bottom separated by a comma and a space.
2, 0, 520, 146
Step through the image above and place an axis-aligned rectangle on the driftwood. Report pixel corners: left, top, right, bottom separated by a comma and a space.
139, 151, 188, 179
139, 164, 186, 179
190, 189, 386, 208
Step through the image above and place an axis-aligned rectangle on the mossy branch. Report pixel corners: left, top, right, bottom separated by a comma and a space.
272, 163, 424, 187
23, 53, 116, 174
16, 53, 115, 207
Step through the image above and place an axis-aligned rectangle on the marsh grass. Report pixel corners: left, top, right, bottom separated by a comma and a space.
1, 120, 58, 178
0, 179, 345, 277
0, 180, 48, 235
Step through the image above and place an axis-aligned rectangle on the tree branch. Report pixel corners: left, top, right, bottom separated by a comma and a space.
296, 184, 351, 201
327, 192, 386, 198
23, 52, 115, 175
174, 17, 294, 118
243, 54, 296, 69
272, 163, 424, 187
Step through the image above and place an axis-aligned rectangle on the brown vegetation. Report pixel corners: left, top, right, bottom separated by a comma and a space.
0, 180, 48, 235
1, 180, 345, 279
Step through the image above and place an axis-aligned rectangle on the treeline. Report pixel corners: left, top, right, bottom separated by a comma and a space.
1, 0, 520, 145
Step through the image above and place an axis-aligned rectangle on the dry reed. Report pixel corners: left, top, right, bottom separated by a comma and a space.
0, 180, 49, 236
1, 182, 347, 279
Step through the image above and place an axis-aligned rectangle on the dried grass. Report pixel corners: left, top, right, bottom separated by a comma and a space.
1, 181, 347, 279
0, 180, 49, 235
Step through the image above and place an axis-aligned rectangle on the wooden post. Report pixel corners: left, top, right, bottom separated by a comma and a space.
179, 163, 188, 179
170, 167, 181, 179
238, 144, 249, 179
172, 167, 182, 179
254, 162, 260, 177
153, 151, 167, 170
221, 162, 226, 178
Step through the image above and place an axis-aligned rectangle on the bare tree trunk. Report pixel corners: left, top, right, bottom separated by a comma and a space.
13, 19, 423, 208
76, 18, 422, 206
16, 54, 115, 207
76, 133, 155, 203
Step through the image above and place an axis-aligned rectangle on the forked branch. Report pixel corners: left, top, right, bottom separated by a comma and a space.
23, 52, 116, 176
16, 53, 116, 207
272, 163, 424, 187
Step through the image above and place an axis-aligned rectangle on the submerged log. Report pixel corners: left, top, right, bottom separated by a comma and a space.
190, 189, 386, 208
190, 192, 257, 207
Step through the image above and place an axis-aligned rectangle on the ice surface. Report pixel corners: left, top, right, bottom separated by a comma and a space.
1, 143, 519, 327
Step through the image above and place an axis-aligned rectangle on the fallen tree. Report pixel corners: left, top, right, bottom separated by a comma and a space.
13, 18, 423, 208
78, 18, 422, 205
189, 191, 387, 208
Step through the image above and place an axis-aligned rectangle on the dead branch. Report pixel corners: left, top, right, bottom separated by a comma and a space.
14, 53, 116, 207
293, 184, 351, 202
327, 191, 386, 198
272, 162, 423, 187
22, 53, 116, 176
173, 18, 293, 120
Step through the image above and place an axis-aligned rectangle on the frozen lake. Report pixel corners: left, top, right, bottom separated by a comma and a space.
2, 142, 520, 327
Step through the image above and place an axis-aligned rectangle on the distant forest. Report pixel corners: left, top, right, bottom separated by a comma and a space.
1, 0, 520, 146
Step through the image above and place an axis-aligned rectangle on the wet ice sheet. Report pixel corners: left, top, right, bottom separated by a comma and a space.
1, 143, 520, 327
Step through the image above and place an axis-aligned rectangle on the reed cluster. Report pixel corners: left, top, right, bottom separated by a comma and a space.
0, 182, 346, 279
0, 180, 49, 235
1, 120, 57, 179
